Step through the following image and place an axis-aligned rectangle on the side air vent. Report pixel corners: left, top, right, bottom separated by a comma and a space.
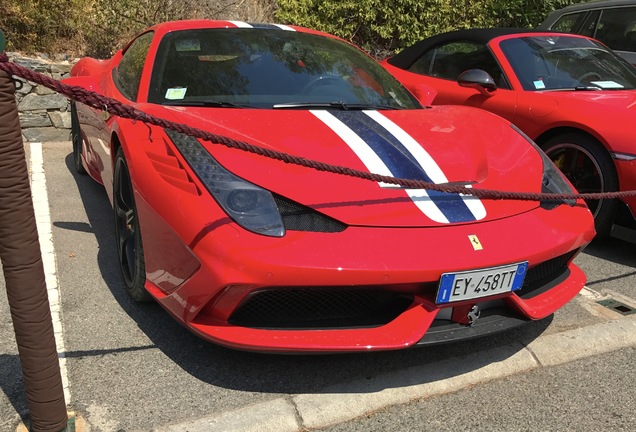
274, 195, 347, 233
147, 151, 199, 195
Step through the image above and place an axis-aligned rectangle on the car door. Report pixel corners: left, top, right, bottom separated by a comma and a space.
406, 40, 519, 124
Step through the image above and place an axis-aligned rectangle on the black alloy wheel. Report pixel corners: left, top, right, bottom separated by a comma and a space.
70, 102, 87, 175
113, 148, 152, 302
543, 132, 618, 239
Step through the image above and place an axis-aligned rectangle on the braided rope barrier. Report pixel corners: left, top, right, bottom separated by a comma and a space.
2, 52, 635, 202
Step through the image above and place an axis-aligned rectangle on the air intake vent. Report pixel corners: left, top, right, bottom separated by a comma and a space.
515, 249, 578, 299
274, 195, 347, 233
229, 287, 413, 329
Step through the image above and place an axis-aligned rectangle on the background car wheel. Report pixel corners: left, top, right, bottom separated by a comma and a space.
70, 102, 87, 175
542, 133, 618, 239
113, 148, 152, 302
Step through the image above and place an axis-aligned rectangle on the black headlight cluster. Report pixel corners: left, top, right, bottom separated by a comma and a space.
165, 129, 285, 237
510, 125, 575, 209
164, 129, 347, 237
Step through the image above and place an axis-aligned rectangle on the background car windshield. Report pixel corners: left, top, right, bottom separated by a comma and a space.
148, 29, 419, 109
499, 36, 636, 91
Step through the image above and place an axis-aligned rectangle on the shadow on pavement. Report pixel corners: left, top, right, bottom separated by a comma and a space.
0, 354, 28, 425
583, 236, 635, 268
56, 152, 552, 395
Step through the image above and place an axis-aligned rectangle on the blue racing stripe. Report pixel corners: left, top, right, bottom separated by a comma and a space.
331, 111, 476, 223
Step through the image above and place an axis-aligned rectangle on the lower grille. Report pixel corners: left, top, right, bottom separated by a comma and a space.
227, 250, 579, 329
515, 249, 579, 299
229, 287, 413, 329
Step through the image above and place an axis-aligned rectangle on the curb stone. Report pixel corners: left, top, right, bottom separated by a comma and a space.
153, 315, 636, 432
156, 398, 300, 432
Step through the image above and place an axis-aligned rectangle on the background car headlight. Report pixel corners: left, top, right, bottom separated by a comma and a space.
510, 125, 575, 209
165, 129, 285, 237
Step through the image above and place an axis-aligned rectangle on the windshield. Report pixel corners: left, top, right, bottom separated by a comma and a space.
499, 35, 636, 91
148, 28, 420, 109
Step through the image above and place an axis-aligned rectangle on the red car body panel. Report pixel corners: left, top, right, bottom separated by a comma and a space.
64, 21, 595, 352
382, 30, 636, 218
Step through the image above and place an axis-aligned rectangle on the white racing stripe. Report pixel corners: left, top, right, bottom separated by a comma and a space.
29, 142, 71, 404
311, 110, 449, 223
227, 21, 253, 28
364, 110, 448, 182
311, 110, 394, 179
274, 24, 296, 31
364, 110, 486, 221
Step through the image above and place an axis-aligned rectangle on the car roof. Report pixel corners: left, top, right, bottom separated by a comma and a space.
547, 0, 636, 14
387, 28, 551, 69
120, 19, 340, 53
539, 0, 636, 29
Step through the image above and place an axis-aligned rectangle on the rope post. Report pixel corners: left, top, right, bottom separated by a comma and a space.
0, 30, 68, 432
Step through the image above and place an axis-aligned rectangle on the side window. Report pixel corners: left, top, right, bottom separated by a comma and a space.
410, 41, 506, 88
115, 32, 154, 101
550, 12, 589, 33
409, 50, 435, 75
595, 7, 636, 51
579, 10, 601, 37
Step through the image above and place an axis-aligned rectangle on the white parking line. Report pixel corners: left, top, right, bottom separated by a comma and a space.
29, 142, 71, 405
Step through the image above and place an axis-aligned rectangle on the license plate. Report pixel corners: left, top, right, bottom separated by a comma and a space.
436, 262, 528, 304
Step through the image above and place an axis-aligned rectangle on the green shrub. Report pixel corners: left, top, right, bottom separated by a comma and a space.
0, 0, 577, 57
0, 0, 91, 54
276, 0, 577, 58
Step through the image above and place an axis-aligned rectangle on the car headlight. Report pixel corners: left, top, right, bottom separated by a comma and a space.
165, 129, 285, 237
510, 125, 575, 209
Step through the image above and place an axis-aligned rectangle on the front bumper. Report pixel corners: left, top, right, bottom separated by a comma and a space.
146, 202, 594, 353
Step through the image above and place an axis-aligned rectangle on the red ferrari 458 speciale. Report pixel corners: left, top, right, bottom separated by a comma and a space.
64, 20, 595, 353
382, 28, 636, 239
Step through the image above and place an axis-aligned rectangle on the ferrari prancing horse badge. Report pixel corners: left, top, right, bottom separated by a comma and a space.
468, 235, 483, 251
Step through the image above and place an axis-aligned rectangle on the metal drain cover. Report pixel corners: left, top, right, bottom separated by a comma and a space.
597, 299, 636, 316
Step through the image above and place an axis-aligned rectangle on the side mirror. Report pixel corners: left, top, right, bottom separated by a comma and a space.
413, 83, 438, 106
458, 69, 497, 96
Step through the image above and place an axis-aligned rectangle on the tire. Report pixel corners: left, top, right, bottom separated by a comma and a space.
542, 133, 618, 240
70, 102, 87, 175
113, 148, 152, 302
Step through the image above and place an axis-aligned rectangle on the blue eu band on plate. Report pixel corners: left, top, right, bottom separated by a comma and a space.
437, 262, 529, 304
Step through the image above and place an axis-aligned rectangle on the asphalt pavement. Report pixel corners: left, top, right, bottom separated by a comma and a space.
1, 141, 635, 432
315, 347, 636, 432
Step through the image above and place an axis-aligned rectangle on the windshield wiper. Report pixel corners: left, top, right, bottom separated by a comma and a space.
574, 85, 603, 91
272, 102, 403, 110
162, 100, 254, 108
541, 85, 604, 92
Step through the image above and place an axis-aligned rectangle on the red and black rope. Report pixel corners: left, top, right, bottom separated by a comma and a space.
2, 52, 635, 202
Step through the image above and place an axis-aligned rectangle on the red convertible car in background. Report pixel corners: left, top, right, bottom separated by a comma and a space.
64, 21, 594, 353
383, 29, 636, 239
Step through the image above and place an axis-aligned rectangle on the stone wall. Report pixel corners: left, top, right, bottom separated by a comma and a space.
8, 53, 76, 142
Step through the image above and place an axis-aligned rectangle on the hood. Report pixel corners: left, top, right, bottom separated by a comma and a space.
144, 104, 545, 228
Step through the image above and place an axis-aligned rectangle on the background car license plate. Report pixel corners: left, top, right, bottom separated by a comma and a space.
436, 262, 528, 304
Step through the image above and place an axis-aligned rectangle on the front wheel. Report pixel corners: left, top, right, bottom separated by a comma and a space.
113, 148, 152, 302
543, 133, 618, 239
70, 102, 87, 175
